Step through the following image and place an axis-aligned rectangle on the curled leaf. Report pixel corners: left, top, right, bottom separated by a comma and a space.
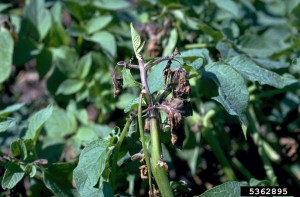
112, 67, 123, 97
171, 68, 191, 98
160, 98, 192, 148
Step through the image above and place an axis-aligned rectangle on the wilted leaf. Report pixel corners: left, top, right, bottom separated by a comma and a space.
148, 61, 181, 93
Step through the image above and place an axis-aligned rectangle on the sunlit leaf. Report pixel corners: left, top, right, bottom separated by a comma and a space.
0, 29, 13, 83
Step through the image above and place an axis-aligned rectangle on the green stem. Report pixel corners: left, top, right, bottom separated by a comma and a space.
110, 117, 133, 191
231, 157, 253, 180
150, 117, 174, 197
202, 127, 237, 180
250, 83, 300, 101
247, 106, 278, 185
138, 93, 153, 194
202, 109, 237, 180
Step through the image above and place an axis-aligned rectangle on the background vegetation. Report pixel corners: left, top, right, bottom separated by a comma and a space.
0, 0, 300, 196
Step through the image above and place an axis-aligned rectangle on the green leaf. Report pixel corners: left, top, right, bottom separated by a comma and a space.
179, 49, 212, 64
291, 58, 300, 74
56, 79, 85, 95
237, 31, 290, 58
92, 0, 130, 10
46, 21, 69, 47
78, 53, 92, 79
44, 163, 79, 197
23, 0, 51, 41
227, 55, 297, 88
163, 28, 178, 56
25, 164, 37, 178
197, 181, 248, 197
73, 139, 110, 196
198, 23, 223, 41
86, 15, 113, 35
23, 139, 38, 161
73, 127, 97, 145
1, 162, 25, 189
36, 49, 52, 78
122, 67, 140, 88
147, 61, 181, 93
211, 0, 239, 18
0, 118, 17, 133
24, 105, 53, 142
130, 23, 144, 61
0, 29, 14, 83
249, 178, 271, 186
124, 97, 146, 113
45, 107, 77, 138
11, 139, 27, 160
205, 63, 249, 125
0, 3, 11, 12
87, 31, 116, 57
0, 103, 24, 117
13, 37, 37, 66
52, 46, 80, 78
252, 58, 289, 70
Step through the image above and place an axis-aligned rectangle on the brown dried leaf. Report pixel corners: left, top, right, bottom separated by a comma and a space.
171, 68, 191, 98
112, 68, 123, 97
139, 165, 148, 180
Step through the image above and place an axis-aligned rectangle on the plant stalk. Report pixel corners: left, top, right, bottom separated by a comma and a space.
110, 117, 133, 191
138, 93, 153, 194
150, 117, 174, 197
138, 58, 173, 196
247, 106, 278, 185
